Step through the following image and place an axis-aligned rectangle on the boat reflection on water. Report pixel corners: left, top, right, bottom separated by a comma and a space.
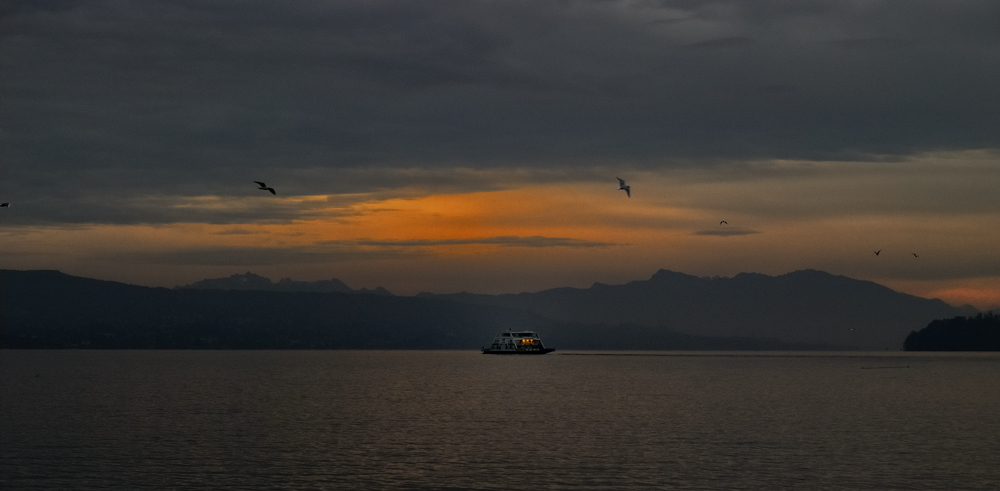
482, 330, 555, 354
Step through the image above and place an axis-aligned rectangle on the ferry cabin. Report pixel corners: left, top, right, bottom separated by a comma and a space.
482, 330, 554, 354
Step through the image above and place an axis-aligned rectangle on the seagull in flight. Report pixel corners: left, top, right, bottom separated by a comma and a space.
616, 177, 631, 198
874, 249, 881, 256
254, 181, 276, 195
720, 220, 727, 225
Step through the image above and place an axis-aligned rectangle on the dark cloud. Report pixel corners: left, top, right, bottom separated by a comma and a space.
758, 84, 795, 93
344, 236, 620, 248
682, 37, 754, 49
666, 154, 1000, 220
120, 244, 424, 266
213, 228, 257, 235
3, 0, 999, 225
693, 228, 760, 237
0, 191, 355, 226
120, 234, 615, 266
831, 37, 913, 49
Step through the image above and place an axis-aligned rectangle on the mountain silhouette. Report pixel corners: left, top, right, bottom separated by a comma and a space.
1, 269, 841, 350
1, 269, 970, 350
177, 272, 391, 295
1, 270, 539, 349
419, 269, 970, 349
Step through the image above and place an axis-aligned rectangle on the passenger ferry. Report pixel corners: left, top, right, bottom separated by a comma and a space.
482, 330, 555, 354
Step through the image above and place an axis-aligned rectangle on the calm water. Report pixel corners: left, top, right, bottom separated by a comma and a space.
2, 350, 999, 490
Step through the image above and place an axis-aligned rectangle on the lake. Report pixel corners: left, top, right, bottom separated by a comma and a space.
2, 350, 998, 490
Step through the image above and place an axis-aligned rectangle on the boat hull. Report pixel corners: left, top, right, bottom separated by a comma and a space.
481, 348, 555, 355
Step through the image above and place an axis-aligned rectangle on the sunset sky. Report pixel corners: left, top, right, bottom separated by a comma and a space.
2, 1, 999, 308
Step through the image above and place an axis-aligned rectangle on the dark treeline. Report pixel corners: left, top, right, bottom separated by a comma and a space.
904, 312, 1000, 351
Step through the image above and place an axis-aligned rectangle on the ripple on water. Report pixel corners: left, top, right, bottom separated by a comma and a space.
2, 350, 999, 490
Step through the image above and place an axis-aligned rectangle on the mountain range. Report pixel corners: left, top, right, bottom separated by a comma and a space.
1, 268, 976, 350
1, 270, 541, 350
419, 269, 974, 349
177, 272, 392, 295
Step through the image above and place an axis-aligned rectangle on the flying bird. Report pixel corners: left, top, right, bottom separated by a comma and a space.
0, 203, 8, 208
874, 250, 881, 256
616, 177, 631, 198
912, 253, 919, 258
720, 220, 727, 225
254, 181, 276, 195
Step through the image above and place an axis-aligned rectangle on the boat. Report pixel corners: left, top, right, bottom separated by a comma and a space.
482, 330, 555, 354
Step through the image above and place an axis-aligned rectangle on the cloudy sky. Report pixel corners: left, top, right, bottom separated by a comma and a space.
2, 0, 999, 307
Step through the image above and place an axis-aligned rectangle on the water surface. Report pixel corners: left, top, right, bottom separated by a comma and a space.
2, 350, 998, 490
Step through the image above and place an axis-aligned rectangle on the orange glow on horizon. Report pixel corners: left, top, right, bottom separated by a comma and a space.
3, 174, 1000, 304
924, 287, 1000, 311
301, 183, 694, 249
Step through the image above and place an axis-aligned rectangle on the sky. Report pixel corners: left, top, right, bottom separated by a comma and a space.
2, 0, 999, 308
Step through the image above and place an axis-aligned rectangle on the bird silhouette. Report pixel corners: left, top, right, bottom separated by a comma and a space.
0, 203, 8, 208
616, 177, 631, 198
912, 253, 919, 258
254, 181, 276, 195
874, 249, 881, 256
720, 220, 727, 225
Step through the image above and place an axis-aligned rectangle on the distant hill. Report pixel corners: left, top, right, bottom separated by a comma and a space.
1, 269, 827, 350
1, 270, 541, 349
177, 272, 392, 295
904, 313, 1000, 351
419, 269, 967, 349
